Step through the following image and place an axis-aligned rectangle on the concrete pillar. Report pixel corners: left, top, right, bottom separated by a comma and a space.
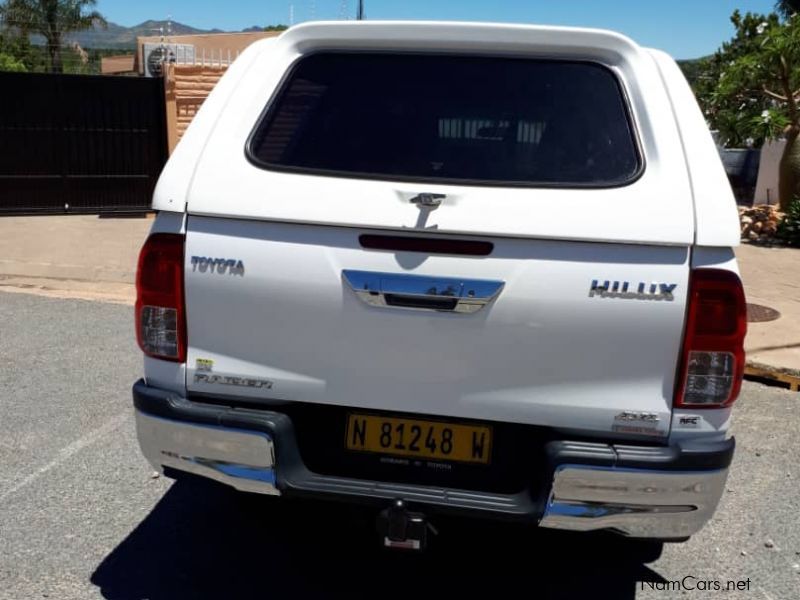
164, 63, 179, 155
753, 139, 786, 206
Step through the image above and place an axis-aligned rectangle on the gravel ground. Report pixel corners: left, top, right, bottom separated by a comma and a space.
0, 291, 797, 600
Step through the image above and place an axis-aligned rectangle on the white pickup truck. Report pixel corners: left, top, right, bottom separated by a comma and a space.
133, 21, 747, 550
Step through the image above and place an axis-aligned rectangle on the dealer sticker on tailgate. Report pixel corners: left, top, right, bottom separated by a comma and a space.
345, 413, 492, 464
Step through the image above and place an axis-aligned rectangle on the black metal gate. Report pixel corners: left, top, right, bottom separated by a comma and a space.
0, 72, 167, 215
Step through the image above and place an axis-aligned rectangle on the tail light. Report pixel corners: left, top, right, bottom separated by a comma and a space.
135, 233, 186, 362
675, 269, 747, 408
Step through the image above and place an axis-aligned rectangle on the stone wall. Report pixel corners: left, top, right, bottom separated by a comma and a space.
739, 204, 784, 242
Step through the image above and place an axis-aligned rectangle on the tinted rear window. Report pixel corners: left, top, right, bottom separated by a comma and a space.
248, 53, 641, 187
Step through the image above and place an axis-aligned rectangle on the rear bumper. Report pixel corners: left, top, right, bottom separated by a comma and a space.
540, 464, 728, 539
133, 380, 733, 539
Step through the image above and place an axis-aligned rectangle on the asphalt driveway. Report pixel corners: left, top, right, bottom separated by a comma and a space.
0, 292, 797, 599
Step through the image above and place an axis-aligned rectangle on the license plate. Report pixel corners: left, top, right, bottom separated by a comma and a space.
345, 413, 492, 464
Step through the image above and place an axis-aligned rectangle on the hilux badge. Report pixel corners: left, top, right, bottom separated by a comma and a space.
589, 280, 677, 301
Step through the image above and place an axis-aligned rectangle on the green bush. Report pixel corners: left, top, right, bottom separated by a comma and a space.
777, 197, 800, 246
0, 52, 26, 72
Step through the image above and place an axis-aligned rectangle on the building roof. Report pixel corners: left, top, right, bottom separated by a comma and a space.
101, 54, 136, 74
134, 30, 282, 74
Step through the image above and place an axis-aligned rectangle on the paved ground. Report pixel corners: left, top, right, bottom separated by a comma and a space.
0, 291, 798, 599
0, 214, 151, 283
737, 243, 800, 374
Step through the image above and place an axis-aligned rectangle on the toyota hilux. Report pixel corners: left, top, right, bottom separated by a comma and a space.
132, 21, 746, 550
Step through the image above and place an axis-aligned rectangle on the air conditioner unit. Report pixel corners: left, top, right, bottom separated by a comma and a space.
143, 43, 196, 77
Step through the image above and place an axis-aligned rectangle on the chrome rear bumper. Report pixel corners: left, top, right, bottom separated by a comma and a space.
133, 380, 733, 540
136, 411, 279, 495
539, 464, 728, 538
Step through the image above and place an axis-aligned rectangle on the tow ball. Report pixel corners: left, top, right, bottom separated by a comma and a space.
377, 499, 437, 551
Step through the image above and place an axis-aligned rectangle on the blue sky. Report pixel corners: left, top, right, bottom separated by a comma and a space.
97, 0, 778, 59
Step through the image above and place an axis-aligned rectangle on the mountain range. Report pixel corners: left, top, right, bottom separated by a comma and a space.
50, 20, 273, 49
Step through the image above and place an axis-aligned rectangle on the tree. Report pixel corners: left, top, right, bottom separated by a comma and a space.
694, 12, 778, 147
777, 0, 800, 18
0, 28, 32, 71
678, 58, 708, 89
0, 0, 105, 73
697, 10, 800, 210
0, 51, 25, 70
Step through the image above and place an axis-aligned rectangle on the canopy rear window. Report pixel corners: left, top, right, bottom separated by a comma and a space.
247, 53, 642, 187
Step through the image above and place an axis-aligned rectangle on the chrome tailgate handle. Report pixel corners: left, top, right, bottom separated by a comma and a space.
342, 270, 504, 314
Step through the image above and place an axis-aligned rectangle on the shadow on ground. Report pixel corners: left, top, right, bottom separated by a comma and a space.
92, 479, 665, 599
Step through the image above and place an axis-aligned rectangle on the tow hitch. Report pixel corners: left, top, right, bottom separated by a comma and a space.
377, 499, 436, 551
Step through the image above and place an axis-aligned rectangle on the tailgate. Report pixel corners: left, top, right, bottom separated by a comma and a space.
185, 217, 689, 440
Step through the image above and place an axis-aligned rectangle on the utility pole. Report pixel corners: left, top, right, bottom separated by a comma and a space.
357, 0, 364, 20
